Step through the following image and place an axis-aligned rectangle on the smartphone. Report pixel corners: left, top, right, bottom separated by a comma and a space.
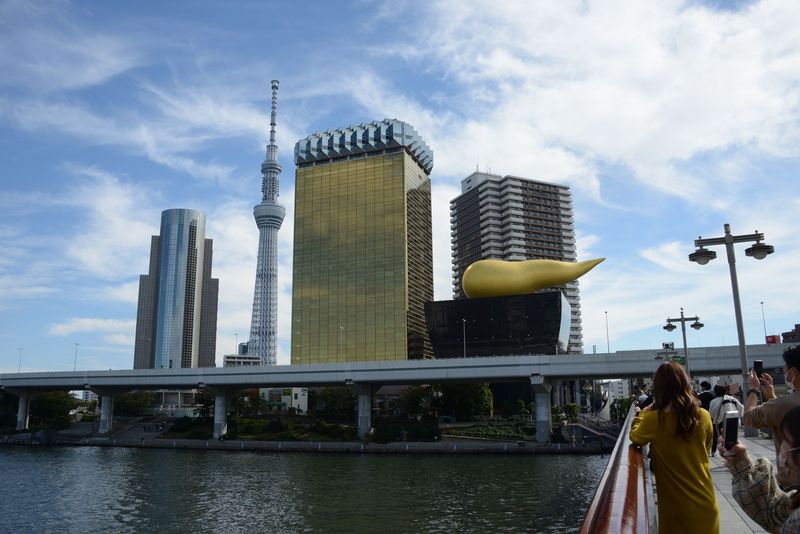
754, 360, 764, 378
724, 411, 739, 452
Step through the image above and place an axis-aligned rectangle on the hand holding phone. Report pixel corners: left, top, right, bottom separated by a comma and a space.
723, 411, 739, 454
754, 360, 764, 378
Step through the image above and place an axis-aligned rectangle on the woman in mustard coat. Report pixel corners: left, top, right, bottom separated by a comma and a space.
630, 361, 720, 533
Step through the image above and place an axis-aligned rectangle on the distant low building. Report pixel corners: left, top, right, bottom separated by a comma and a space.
261, 388, 308, 414
783, 324, 800, 344
223, 354, 262, 367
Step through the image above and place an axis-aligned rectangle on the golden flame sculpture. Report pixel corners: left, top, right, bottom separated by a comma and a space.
462, 258, 605, 299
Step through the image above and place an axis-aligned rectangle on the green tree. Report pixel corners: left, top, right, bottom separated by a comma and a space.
193, 389, 215, 418
317, 387, 357, 420
564, 403, 580, 423
610, 397, 633, 421
113, 391, 155, 416
397, 385, 428, 418
232, 389, 264, 418
516, 399, 529, 418
439, 383, 493, 421
0, 391, 18, 430
30, 391, 79, 430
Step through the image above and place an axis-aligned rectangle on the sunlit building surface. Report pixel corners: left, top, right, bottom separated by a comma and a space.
291, 119, 434, 363
450, 172, 585, 354
133, 208, 218, 369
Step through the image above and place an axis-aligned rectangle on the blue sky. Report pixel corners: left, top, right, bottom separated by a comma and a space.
2, 0, 799, 372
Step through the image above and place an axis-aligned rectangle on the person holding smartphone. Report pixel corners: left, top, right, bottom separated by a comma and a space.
744, 345, 800, 491
630, 361, 719, 533
720, 406, 800, 533
709, 384, 744, 457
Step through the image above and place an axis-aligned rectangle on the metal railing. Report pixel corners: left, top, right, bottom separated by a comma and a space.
579, 406, 657, 533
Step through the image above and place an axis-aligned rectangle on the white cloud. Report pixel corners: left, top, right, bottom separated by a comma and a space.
49, 318, 136, 336
103, 281, 141, 304
370, 0, 800, 204
62, 165, 158, 279
104, 333, 135, 346
0, 1, 142, 92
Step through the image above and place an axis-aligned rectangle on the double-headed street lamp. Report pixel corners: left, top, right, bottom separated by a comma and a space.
663, 308, 703, 379
689, 223, 774, 429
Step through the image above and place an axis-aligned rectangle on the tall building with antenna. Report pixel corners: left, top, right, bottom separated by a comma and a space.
248, 80, 285, 366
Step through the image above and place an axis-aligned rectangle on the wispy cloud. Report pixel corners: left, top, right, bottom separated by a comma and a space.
49, 318, 136, 336
61, 165, 158, 279
0, 0, 142, 92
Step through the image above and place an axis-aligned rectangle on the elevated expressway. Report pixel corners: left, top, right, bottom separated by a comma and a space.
1, 343, 788, 441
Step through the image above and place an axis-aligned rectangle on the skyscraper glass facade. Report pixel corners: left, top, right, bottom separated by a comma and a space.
291, 120, 433, 364
136, 208, 217, 369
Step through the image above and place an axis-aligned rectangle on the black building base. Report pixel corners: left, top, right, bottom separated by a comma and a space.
424, 292, 571, 358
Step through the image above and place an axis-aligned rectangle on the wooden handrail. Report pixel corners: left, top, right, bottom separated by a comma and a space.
579, 406, 654, 533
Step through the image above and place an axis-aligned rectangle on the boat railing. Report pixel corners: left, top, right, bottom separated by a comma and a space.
579, 406, 657, 533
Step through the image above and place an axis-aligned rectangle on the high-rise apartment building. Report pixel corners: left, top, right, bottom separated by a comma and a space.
134, 208, 218, 369
450, 172, 584, 353
291, 119, 434, 364
248, 80, 285, 366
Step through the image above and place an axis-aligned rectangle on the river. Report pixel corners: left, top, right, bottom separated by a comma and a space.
0, 446, 606, 533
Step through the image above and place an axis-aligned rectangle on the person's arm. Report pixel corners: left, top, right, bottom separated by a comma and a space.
761, 372, 776, 401
743, 370, 770, 428
703, 410, 714, 451
629, 405, 656, 445
733, 397, 745, 419
721, 442, 792, 533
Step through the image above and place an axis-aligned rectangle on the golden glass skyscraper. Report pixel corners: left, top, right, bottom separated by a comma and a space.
291, 119, 433, 364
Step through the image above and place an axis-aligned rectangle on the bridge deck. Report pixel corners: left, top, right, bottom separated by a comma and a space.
708, 434, 773, 533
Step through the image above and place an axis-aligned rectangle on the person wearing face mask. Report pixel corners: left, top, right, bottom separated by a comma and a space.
744, 346, 800, 491
720, 406, 800, 533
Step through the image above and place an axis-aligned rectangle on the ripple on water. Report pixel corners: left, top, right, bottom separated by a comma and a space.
0, 447, 608, 533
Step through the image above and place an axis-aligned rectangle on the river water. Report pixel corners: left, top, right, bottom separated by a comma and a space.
0, 446, 607, 533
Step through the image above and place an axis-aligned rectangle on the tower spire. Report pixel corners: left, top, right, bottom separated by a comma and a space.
249, 79, 285, 366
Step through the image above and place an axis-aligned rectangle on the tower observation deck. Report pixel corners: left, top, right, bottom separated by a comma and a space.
248, 80, 285, 366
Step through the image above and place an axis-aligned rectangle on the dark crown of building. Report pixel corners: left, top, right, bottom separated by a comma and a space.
294, 118, 433, 174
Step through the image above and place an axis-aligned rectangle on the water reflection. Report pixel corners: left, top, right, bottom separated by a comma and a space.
0, 448, 606, 533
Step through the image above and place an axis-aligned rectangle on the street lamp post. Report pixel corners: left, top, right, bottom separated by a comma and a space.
73, 342, 79, 371
338, 326, 344, 364
17, 347, 23, 372
689, 223, 774, 436
760, 301, 768, 342
604, 310, 610, 353
663, 308, 704, 379
462, 318, 467, 358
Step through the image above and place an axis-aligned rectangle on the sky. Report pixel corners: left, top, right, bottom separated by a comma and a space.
1, 0, 799, 373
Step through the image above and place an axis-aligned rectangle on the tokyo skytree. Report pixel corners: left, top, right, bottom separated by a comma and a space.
248, 80, 285, 365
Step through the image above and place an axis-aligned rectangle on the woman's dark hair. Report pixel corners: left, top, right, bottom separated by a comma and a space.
652, 361, 701, 441
781, 407, 800, 509
713, 385, 727, 397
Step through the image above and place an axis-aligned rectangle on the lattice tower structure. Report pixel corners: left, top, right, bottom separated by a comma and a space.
248, 80, 285, 366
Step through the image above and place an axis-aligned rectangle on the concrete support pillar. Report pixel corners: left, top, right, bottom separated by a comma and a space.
353, 385, 372, 438
531, 375, 552, 443
553, 381, 563, 406
16, 391, 30, 431
99, 394, 114, 435
213, 391, 228, 439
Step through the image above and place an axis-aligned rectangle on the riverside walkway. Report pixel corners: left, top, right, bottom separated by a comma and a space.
712, 433, 774, 533
581, 406, 779, 533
